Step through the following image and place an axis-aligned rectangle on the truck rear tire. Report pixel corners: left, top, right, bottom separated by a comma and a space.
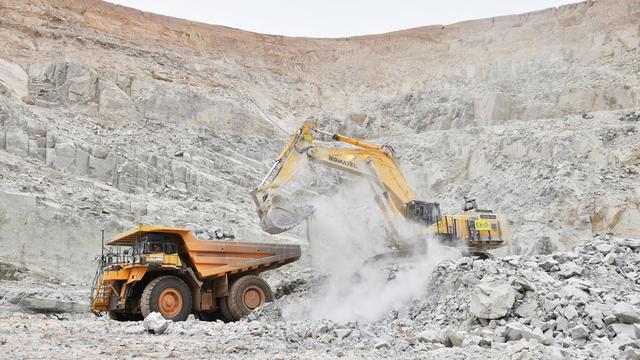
227, 275, 272, 321
140, 275, 192, 321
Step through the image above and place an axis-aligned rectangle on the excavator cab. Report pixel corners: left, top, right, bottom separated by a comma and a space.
405, 200, 441, 227
463, 197, 478, 212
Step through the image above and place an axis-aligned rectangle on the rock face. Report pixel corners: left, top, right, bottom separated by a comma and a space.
0, 0, 636, 268
470, 280, 516, 319
0, 58, 27, 99
0, 1, 638, 358
1, 0, 640, 135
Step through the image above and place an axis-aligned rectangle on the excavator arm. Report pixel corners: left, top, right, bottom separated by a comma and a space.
251, 122, 420, 235
251, 122, 509, 253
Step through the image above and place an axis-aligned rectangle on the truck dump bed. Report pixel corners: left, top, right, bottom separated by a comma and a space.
107, 226, 301, 279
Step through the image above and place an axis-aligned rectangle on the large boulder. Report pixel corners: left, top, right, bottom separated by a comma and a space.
4, 127, 29, 156
0, 58, 28, 99
97, 79, 137, 122
558, 262, 583, 278
614, 303, 640, 324
569, 324, 590, 340
29, 62, 99, 106
19, 297, 86, 313
473, 92, 514, 126
50, 141, 77, 172
416, 329, 448, 344
470, 280, 516, 319
143, 312, 170, 335
616, 238, 640, 250
590, 199, 640, 239
611, 323, 640, 340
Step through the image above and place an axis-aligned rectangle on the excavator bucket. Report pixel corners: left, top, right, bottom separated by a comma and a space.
252, 190, 314, 234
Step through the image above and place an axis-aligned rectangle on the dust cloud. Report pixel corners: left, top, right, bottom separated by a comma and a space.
282, 179, 461, 323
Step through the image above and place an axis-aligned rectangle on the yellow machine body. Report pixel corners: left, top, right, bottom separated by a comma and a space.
251, 122, 509, 254
90, 226, 301, 318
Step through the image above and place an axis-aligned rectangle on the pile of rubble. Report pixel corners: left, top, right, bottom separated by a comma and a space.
1, 234, 639, 358
620, 111, 640, 122
406, 233, 640, 358
251, 233, 640, 358
186, 224, 236, 240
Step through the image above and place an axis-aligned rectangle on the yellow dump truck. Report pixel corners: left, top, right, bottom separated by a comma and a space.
90, 226, 301, 322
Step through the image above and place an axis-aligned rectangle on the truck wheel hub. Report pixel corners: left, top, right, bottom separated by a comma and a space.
159, 288, 182, 316
243, 287, 265, 309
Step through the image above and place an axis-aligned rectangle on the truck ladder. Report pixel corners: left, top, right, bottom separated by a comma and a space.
89, 261, 112, 312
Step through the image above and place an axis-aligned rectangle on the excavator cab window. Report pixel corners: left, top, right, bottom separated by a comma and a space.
405, 201, 441, 227
463, 198, 477, 212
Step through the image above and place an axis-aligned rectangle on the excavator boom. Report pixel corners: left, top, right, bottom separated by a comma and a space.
251, 122, 416, 235
251, 122, 509, 253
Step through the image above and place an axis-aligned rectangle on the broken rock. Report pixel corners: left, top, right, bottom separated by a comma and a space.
417, 329, 447, 344
504, 322, 524, 341
595, 243, 614, 254
0, 57, 28, 99
616, 238, 640, 250
610, 323, 639, 340
569, 324, 590, 340
470, 280, 516, 319
19, 297, 85, 313
143, 312, 169, 335
521, 326, 545, 343
447, 330, 465, 347
559, 285, 590, 303
614, 303, 640, 324
515, 301, 538, 318
563, 305, 579, 321
538, 257, 559, 271
558, 262, 583, 278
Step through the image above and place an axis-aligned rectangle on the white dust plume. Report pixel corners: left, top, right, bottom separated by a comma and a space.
282, 179, 461, 323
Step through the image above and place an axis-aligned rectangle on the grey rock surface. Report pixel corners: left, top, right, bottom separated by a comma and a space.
143, 312, 169, 335
0, 233, 638, 358
614, 303, 640, 324
18, 297, 86, 314
0, 0, 639, 359
470, 280, 516, 319
0, 57, 27, 99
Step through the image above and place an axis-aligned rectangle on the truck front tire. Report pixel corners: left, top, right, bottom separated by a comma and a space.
227, 275, 273, 320
140, 275, 192, 321
218, 296, 235, 322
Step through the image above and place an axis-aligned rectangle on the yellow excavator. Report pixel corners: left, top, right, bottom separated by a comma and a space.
251, 122, 508, 256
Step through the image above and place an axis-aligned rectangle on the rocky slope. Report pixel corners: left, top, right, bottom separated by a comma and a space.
0, 0, 637, 268
1, 0, 639, 134
0, 0, 639, 358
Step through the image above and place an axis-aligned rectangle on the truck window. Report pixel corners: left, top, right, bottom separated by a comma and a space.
165, 243, 177, 254
142, 241, 177, 254
143, 242, 162, 254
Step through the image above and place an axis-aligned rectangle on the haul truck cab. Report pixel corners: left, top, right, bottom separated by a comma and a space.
90, 226, 301, 322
